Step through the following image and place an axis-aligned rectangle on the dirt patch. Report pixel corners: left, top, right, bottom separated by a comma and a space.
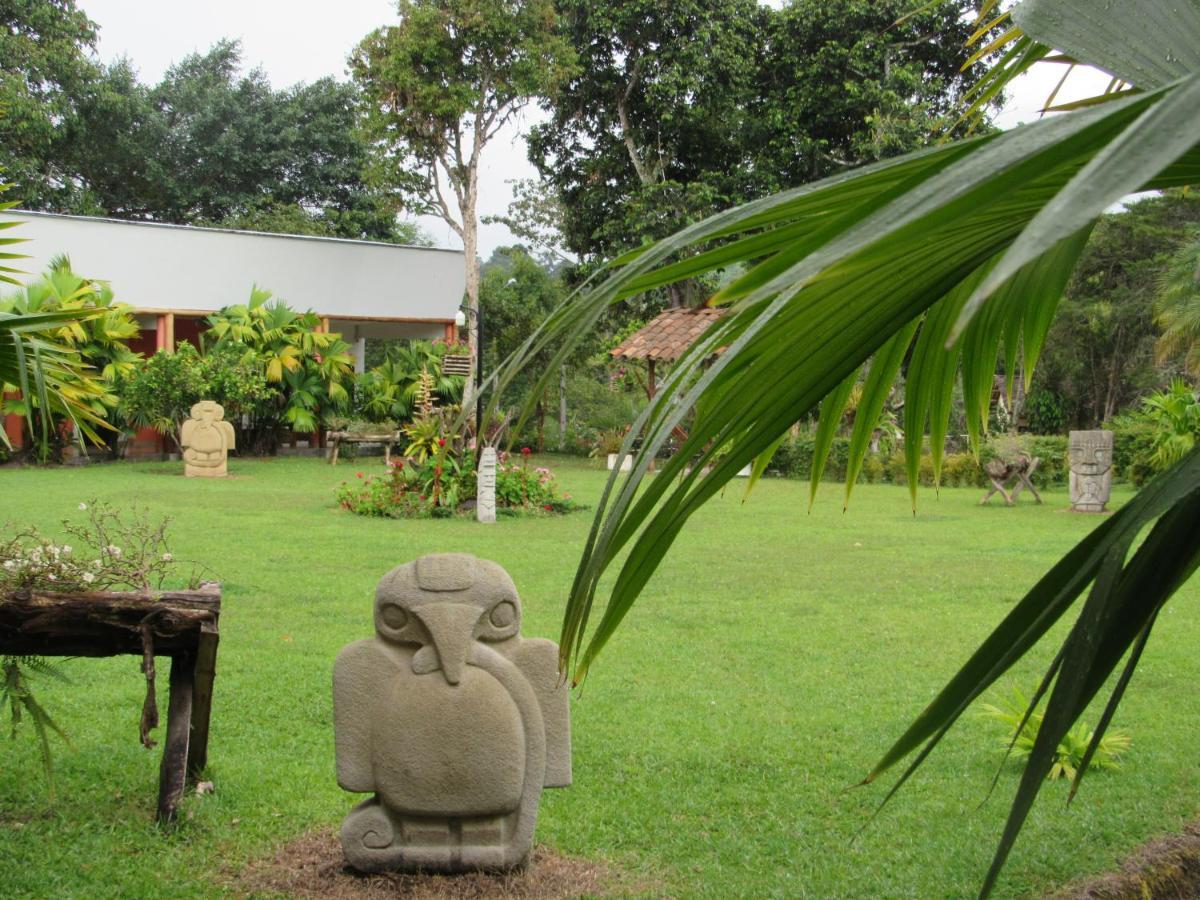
232, 828, 647, 899
1049, 820, 1200, 899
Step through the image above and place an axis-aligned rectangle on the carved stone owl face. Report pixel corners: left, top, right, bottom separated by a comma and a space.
373, 554, 522, 684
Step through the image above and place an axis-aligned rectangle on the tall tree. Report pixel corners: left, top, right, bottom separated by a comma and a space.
1154, 225, 1200, 377
0, 0, 101, 209
350, 0, 576, 405
62, 42, 412, 242
479, 246, 565, 446
529, 0, 766, 291
1031, 192, 1200, 426
530, 0, 989, 276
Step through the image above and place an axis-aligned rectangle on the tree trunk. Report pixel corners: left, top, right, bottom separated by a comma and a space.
461, 216, 481, 418
558, 366, 567, 451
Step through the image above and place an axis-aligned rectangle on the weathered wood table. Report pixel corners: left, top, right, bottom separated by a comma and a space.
0, 584, 221, 823
326, 430, 402, 466
979, 456, 1043, 506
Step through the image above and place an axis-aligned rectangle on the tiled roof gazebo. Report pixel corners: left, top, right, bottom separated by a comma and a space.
610, 307, 723, 398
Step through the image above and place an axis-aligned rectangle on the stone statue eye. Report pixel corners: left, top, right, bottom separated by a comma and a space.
489, 600, 517, 629
381, 605, 409, 630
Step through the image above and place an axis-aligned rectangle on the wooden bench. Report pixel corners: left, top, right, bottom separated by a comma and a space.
980, 456, 1043, 506
326, 430, 402, 466
0, 584, 221, 823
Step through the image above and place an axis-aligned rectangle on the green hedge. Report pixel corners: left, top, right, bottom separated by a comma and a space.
769, 434, 1070, 488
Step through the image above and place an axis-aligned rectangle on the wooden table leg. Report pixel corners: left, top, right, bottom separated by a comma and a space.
187, 627, 219, 780
1020, 473, 1044, 504
157, 651, 195, 825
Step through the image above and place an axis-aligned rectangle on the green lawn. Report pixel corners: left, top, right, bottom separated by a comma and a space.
1, 455, 1197, 898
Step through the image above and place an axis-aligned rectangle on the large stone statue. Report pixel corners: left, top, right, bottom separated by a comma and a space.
477, 447, 497, 524
181, 401, 235, 477
1069, 429, 1113, 513
333, 554, 571, 873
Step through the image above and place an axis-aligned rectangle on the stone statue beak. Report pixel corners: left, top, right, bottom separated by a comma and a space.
414, 603, 484, 685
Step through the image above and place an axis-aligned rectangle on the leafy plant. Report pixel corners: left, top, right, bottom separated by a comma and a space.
1109, 380, 1200, 480
203, 286, 354, 453
490, 0, 1200, 893
982, 685, 1131, 782
0, 256, 138, 462
1153, 225, 1200, 375
1, 656, 72, 799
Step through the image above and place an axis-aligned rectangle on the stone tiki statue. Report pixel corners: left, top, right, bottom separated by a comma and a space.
334, 554, 571, 873
476, 447, 497, 524
181, 401, 235, 477
1069, 429, 1113, 513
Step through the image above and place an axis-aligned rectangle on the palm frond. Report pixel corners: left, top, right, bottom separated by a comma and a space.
490, 1, 1200, 893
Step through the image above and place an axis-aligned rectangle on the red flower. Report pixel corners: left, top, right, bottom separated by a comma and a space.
356, 472, 363, 478
438, 438, 446, 447
543, 504, 552, 511
521, 447, 531, 456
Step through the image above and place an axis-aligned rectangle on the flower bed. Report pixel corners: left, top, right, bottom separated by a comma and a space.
336, 448, 577, 519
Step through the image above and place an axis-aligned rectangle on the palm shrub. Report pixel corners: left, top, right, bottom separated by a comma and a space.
354, 340, 465, 424
1153, 225, 1200, 375
0, 257, 139, 462
1109, 380, 1200, 483
490, 0, 1200, 892
982, 685, 1131, 782
203, 287, 354, 453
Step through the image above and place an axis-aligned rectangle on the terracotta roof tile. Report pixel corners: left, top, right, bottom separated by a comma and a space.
610, 307, 724, 361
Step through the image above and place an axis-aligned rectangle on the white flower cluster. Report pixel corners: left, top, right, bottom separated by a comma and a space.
1, 499, 182, 596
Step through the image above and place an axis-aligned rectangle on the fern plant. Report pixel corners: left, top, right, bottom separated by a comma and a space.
1, 656, 72, 798
982, 686, 1131, 782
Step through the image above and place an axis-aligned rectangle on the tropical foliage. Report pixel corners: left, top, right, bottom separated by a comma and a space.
353, 340, 464, 425
981, 685, 1131, 782
203, 287, 353, 453
492, 0, 1200, 893
0, 257, 136, 461
1153, 225, 1200, 375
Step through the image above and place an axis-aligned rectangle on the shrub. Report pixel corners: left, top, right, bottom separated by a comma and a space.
982, 685, 1131, 782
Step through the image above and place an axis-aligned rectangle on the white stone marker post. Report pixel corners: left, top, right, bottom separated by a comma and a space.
477, 447, 497, 523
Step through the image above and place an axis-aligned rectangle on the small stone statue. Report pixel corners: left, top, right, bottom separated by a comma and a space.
334, 554, 571, 873
1069, 429, 1113, 513
181, 401, 235, 477
477, 447, 497, 524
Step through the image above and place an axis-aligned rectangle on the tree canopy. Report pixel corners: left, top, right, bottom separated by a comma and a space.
351, 0, 576, 399
529, 0, 991, 267
0, 8, 423, 244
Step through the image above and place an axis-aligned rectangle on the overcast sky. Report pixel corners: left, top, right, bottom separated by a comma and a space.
79, 0, 1113, 256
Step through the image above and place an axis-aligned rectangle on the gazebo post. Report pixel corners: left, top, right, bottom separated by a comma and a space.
647, 358, 656, 400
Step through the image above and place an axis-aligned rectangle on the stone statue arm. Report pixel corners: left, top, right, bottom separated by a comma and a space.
180, 419, 196, 450
333, 641, 396, 793
513, 637, 572, 787
216, 420, 235, 450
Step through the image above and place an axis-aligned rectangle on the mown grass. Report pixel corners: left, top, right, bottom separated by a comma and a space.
0, 455, 1197, 898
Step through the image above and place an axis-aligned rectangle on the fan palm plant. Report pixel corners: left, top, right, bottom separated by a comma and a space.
0, 193, 111, 458
1, 257, 141, 459
204, 286, 354, 451
491, 0, 1200, 894
1153, 226, 1200, 375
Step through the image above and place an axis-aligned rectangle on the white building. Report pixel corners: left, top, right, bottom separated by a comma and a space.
8, 211, 466, 367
